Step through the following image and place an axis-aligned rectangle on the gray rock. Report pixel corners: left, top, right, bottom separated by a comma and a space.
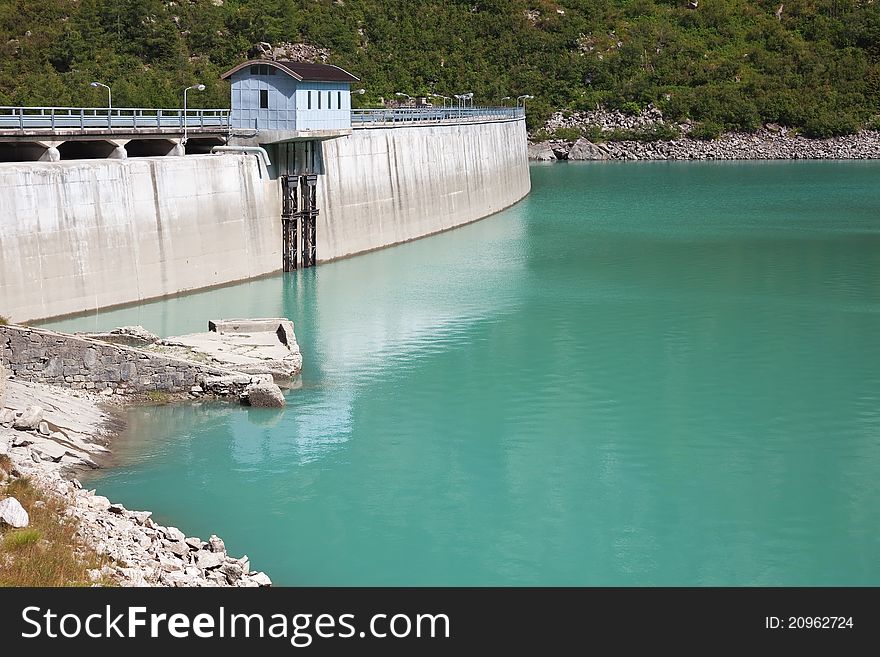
567, 138, 609, 161
219, 561, 244, 583
164, 526, 185, 542
13, 405, 44, 430
30, 438, 67, 462
196, 550, 225, 570
527, 141, 557, 161
185, 536, 203, 549
88, 495, 112, 511
0, 362, 6, 409
0, 497, 29, 528
166, 541, 190, 558
38, 421, 51, 436
242, 381, 285, 408
208, 534, 225, 553
0, 408, 15, 426
249, 571, 272, 587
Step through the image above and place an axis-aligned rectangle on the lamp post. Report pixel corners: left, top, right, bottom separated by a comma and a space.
182, 83, 206, 146
351, 88, 366, 95
394, 92, 412, 106
430, 93, 450, 108
90, 81, 111, 126
501, 96, 512, 106
454, 92, 473, 109
517, 94, 534, 109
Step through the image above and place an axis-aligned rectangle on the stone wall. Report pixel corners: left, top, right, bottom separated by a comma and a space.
0, 324, 268, 399
0, 361, 6, 408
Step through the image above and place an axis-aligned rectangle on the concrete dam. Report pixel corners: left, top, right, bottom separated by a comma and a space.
0, 115, 530, 322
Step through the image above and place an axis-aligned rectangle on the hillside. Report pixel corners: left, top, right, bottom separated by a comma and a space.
0, 0, 878, 136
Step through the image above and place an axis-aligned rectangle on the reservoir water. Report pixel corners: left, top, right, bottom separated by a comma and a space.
46, 162, 880, 585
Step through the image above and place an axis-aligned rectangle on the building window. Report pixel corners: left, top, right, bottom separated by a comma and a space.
308, 91, 312, 110
260, 89, 269, 109
250, 65, 258, 75
338, 91, 342, 109
328, 91, 332, 109
318, 91, 322, 110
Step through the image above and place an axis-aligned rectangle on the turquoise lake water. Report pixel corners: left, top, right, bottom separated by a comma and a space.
47, 162, 880, 586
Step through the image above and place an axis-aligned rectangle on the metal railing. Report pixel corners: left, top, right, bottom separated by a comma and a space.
351, 106, 524, 126
0, 107, 230, 131
0, 105, 521, 132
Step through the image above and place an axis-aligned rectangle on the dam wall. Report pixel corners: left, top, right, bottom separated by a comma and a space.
0, 117, 530, 322
317, 117, 530, 261
0, 155, 280, 322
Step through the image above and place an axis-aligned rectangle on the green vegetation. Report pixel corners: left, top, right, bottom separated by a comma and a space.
0, 475, 112, 586
533, 123, 680, 142
0, 315, 9, 325
690, 120, 724, 140
145, 390, 172, 404
0, 0, 877, 134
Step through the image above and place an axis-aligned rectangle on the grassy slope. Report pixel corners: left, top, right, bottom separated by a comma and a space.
0, 456, 111, 587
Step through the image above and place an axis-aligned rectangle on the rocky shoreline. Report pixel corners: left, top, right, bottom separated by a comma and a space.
530, 107, 880, 161
0, 375, 273, 587
0, 319, 305, 587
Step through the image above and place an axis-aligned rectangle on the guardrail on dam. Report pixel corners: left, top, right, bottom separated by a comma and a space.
0, 112, 530, 323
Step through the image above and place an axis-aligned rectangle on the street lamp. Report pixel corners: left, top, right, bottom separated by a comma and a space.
517, 94, 534, 109
90, 81, 111, 126
454, 92, 473, 108
351, 88, 366, 95
182, 83, 205, 146
501, 96, 512, 106
430, 93, 450, 107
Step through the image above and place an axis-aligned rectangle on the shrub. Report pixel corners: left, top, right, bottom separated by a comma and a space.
551, 127, 584, 141
0, 315, 9, 325
618, 101, 643, 116
3, 528, 42, 550
603, 124, 681, 142
690, 121, 724, 141
530, 129, 552, 142
801, 110, 861, 138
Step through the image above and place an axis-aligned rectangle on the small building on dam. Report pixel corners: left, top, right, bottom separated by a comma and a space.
0, 60, 531, 323
222, 60, 359, 132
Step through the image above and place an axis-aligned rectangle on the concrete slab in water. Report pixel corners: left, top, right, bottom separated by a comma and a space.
152, 318, 303, 387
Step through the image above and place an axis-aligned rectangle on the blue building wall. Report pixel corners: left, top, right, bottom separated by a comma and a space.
230, 67, 351, 131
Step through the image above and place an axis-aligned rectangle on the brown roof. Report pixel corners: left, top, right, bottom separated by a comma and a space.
221, 60, 360, 83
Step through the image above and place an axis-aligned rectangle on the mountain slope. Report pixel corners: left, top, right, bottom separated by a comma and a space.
0, 0, 877, 135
